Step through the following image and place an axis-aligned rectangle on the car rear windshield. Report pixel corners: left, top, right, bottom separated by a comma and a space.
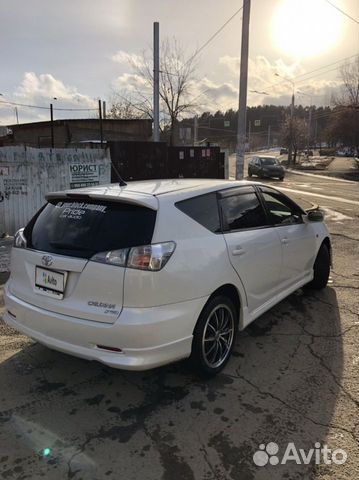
25, 198, 156, 259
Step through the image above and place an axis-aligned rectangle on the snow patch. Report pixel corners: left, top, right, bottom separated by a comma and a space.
321, 207, 353, 223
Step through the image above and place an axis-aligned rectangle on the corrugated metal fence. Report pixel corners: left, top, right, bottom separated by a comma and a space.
109, 142, 225, 181
0, 146, 111, 235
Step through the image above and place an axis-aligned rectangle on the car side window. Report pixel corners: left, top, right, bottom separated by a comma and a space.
260, 188, 303, 226
175, 192, 221, 233
220, 192, 268, 231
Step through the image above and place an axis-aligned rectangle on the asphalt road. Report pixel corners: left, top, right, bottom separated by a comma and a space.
0, 171, 358, 480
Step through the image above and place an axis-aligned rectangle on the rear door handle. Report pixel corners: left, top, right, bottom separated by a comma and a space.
232, 247, 245, 256
281, 238, 289, 245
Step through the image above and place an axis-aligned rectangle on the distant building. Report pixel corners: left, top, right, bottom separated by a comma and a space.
2, 118, 152, 147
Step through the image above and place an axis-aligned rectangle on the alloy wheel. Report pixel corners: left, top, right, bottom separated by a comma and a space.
201, 304, 235, 369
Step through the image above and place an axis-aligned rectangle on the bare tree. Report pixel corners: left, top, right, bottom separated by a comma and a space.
334, 58, 359, 107
112, 39, 198, 145
106, 91, 146, 120
327, 58, 359, 153
326, 107, 359, 153
281, 116, 307, 164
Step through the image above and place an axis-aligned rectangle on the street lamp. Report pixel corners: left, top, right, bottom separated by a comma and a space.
275, 73, 295, 164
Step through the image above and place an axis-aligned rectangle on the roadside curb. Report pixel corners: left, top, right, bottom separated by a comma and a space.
286, 168, 358, 184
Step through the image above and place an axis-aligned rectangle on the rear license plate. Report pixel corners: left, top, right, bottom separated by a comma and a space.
35, 267, 66, 299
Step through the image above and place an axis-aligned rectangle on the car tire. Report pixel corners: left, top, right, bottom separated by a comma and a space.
248, 169, 252, 177
190, 295, 238, 376
305, 243, 330, 290
279, 176, 284, 181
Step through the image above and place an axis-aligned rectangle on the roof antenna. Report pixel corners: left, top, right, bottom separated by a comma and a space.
112, 163, 127, 187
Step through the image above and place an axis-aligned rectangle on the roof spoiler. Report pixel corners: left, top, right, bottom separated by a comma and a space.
45, 191, 158, 210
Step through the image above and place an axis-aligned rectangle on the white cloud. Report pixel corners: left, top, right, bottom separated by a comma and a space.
0, 72, 98, 125
110, 73, 238, 115
219, 54, 341, 108
111, 73, 149, 92
188, 77, 237, 112
14, 72, 96, 108
220, 54, 303, 101
111, 50, 144, 69
1, 54, 343, 128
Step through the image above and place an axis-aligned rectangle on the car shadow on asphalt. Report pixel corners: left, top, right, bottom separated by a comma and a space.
0, 287, 344, 480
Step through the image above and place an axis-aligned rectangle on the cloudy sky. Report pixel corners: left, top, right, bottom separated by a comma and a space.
0, 0, 358, 125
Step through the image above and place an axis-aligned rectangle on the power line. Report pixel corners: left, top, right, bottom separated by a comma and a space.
0, 100, 48, 110
295, 64, 351, 85
262, 53, 359, 91
183, 3, 247, 106
186, 2, 246, 65
324, 0, 359, 25
312, 105, 357, 120
3, 12, 230, 129
54, 106, 97, 111
0, 99, 97, 112
190, 53, 359, 115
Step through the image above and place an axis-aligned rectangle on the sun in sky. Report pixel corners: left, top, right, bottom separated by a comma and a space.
272, 0, 343, 58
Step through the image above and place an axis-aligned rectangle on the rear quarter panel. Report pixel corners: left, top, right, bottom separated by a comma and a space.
123, 200, 244, 308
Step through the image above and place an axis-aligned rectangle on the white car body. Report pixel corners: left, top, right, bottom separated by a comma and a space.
4, 179, 331, 371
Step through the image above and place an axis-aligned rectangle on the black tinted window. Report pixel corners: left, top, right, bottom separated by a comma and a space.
221, 192, 267, 231
176, 192, 220, 233
26, 199, 156, 258
261, 190, 302, 225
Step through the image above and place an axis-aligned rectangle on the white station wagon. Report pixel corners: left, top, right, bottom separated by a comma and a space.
4, 179, 331, 375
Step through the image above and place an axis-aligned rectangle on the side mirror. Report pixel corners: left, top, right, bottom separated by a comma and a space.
307, 210, 324, 222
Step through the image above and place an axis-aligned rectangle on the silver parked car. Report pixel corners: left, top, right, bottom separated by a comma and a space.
4, 179, 331, 376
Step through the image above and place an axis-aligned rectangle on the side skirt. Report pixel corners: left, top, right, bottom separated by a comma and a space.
240, 272, 313, 330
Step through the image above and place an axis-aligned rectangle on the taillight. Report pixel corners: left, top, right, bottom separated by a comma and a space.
91, 242, 176, 271
91, 248, 128, 267
14, 228, 27, 249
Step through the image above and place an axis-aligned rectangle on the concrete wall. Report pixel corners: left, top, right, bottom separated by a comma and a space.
0, 146, 111, 234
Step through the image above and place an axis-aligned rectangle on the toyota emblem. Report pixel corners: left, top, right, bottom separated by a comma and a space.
42, 255, 53, 267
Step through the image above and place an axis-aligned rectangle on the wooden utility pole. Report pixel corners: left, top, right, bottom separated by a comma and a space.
289, 92, 294, 164
50, 103, 54, 149
236, 0, 251, 179
267, 124, 271, 148
194, 115, 198, 145
153, 22, 160, 142
98, 99, 104, 147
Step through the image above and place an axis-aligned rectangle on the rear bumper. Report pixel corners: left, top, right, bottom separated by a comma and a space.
4, 285, 207, 370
